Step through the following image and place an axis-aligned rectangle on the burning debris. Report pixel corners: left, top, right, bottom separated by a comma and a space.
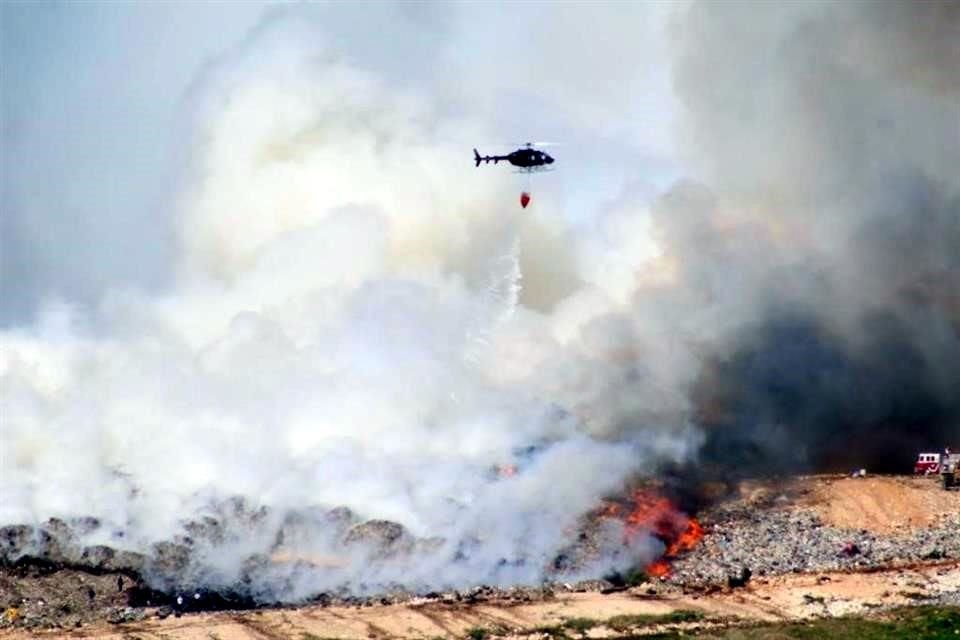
0, 481, 703, 609
2, 475, 960, 632
594, 487, 706, 579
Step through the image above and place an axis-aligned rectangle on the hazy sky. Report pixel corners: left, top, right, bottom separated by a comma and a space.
1, 1, 679, 327
1, 1, 278, 324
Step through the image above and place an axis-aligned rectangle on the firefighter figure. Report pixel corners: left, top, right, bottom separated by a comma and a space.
942, 447, 956, 490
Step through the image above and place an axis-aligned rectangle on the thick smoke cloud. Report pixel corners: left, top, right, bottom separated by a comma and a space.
1, 4, 687, 600
2, 0, 957, 601
660, 0, 960, 473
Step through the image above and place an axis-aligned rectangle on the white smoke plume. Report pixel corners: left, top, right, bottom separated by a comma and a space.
1, 5, 692, 600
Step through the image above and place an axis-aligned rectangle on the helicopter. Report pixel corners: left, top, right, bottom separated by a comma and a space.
473, 143, 555, 172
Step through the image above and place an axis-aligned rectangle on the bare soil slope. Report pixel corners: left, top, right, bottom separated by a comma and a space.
803, 475, 960, 533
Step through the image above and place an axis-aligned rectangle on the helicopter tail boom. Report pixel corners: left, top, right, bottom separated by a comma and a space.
473, 149, 507, 166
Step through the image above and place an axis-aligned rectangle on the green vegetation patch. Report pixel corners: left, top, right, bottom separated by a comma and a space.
564, 617, 599, 634
469, 606, 960, 639
629, 605, 960, 639
465, 623, 514, 639
607, 609, 706, 632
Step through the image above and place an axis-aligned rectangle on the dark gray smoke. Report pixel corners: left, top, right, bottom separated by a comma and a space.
660, 0, 960, 474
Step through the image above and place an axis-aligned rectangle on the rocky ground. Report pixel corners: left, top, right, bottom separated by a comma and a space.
1, 474, 958, 637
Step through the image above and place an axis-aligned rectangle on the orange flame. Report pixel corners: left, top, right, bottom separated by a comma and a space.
615, 489, 705, 578
646, 559, 671, 578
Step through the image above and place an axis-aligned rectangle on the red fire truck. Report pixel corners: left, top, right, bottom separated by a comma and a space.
915, 452, 944, 474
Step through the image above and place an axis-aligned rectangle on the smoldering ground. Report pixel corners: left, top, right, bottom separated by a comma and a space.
1, 1, 958, 602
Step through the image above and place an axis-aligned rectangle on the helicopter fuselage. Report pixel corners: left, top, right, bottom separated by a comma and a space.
474, 146, 554, 169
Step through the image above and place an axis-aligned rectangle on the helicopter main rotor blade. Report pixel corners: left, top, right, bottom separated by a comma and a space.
478, 141, 563, 148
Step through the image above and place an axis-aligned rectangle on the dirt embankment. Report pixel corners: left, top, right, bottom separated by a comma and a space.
804, 475, 960, 533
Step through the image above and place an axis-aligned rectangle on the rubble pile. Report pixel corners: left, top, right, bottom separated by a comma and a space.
2, 476, 959, 630
667, 492, 960, 587
1, 520, 147, 575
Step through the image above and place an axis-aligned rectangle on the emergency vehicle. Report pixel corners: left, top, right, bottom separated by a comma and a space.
914, 449, 959, 490
915, 452, 944, 474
